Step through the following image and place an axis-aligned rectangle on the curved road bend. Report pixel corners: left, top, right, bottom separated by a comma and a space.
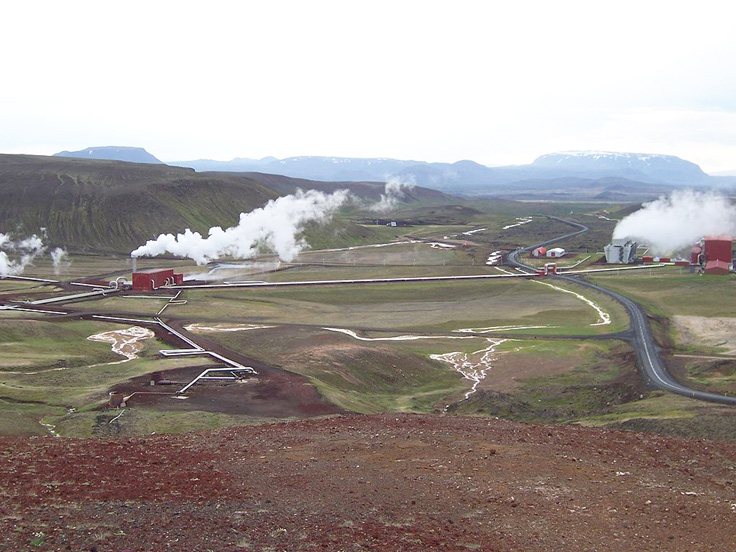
508, 216, 736, 406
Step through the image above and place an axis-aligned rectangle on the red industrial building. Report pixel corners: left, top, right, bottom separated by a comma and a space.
705, 260, 731, 275
531, 246, 547, 258
692, 237, 733, 275
132, 268, 184, 291
704, 238, 732, 263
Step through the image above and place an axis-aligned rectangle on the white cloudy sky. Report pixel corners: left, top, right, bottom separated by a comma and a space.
2, 0, 736, 172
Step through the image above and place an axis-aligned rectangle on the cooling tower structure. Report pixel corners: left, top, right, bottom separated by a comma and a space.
604, 238, 638, 264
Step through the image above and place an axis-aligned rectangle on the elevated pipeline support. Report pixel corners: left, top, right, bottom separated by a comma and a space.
177, 367, 256, 395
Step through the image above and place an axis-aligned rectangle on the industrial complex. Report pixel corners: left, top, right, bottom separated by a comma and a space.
605, 236, 733, 275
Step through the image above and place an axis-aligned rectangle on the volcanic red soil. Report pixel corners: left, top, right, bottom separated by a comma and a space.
2, 414, 736, 551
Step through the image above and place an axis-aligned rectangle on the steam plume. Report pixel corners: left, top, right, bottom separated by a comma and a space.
131, 189, 351, 264
50, 247, 70, 275
0, 233, 46, 276
613, 190, 736, 254
369, 175, 416, 212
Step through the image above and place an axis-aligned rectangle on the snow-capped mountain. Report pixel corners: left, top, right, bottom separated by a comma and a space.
531, 151, 708, 185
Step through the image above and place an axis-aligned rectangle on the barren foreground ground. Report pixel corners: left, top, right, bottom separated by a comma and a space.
673, 315, 736, 355
2, 414, 735, 551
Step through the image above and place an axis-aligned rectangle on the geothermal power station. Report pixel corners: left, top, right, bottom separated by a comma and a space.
604, 236, 733, 275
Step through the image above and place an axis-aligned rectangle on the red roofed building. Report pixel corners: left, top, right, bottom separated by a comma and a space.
531, 246, 547, 258
132, 269, 183, 291
705, 260, 731, 275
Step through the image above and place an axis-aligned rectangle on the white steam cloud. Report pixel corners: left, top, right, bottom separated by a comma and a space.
131, 189, 351, 264
0, 233, 46, 276
50, 247, 70, 275
613, 190, 736, 254
369, 175, 416, 212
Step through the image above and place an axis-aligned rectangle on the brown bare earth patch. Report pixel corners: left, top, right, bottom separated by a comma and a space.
672, 315, 736, 354
109, 364, 342, 419
2, 414, 735, 551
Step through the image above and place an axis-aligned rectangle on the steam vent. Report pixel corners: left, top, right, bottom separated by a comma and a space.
604, 238, 638, 264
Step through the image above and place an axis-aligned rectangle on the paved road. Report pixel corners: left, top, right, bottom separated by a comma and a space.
507, 216, 736, 406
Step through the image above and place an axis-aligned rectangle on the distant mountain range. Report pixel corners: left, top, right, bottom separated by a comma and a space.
54, 147, 736, 199
54, 146, 163, 165
168, 150, 736, 198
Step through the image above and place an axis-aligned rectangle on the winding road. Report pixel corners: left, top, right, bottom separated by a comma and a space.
508, 217, 736, 406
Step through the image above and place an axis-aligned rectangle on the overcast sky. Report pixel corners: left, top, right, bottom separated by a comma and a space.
2, 1, 735, 172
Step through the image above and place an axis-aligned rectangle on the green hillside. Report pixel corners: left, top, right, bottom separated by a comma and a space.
0, 154, 478, 255
0, 154, 281, 253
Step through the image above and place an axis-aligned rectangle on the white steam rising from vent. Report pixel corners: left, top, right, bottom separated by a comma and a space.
613, 190, 736, 254
0, 233, 47, 276
131, 189, 351, 264
369, 175, 416, 212
50, 247, 70, 275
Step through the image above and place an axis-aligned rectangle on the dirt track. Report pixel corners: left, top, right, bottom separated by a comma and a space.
2, 413, 735, 551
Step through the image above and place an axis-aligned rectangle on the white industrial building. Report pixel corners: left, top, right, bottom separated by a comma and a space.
546, 247, 565, 258
604, 238, 638, 264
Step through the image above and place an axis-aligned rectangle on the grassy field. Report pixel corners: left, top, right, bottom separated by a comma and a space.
589, 269, 736, 317
292, 240, 474, 268
168, 276, 625, 335
577, 391, 736, 441
87, 296, 175, 316
202, 325, 469, 413
3, 200, 735, 440
445, 337, 736, 441
449, 340, 638, 417
0, 279, 52, 293
583, 269, 736, 408
0, 319, 121, 371
0, 317, 218, 435
52, 405, 256, 438
0, 235, 634, 436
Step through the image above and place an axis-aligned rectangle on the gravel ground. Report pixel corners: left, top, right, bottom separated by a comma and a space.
2, 413, 735, 551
